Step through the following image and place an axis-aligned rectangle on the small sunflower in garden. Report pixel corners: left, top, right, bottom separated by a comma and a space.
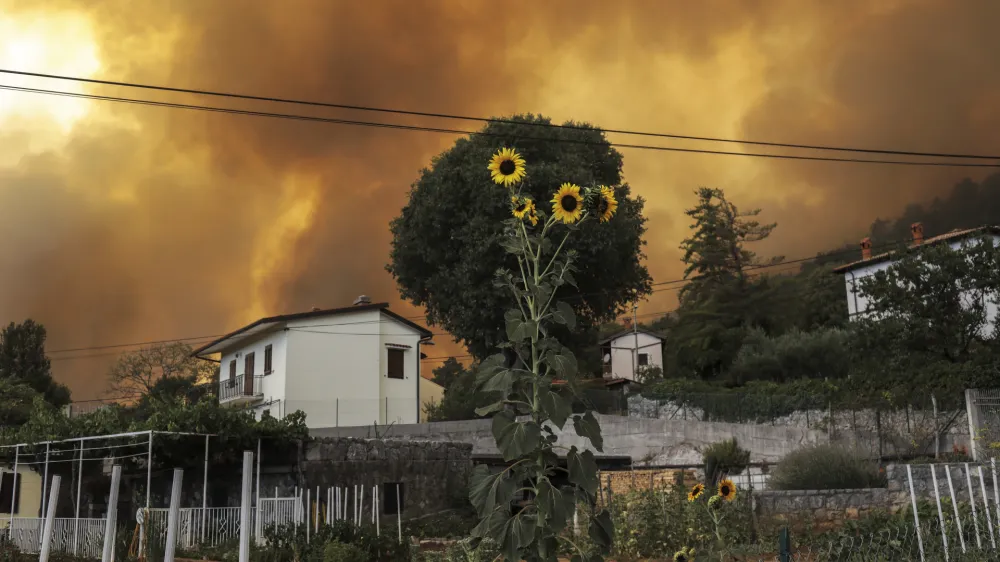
511, 196, 535, 221
718, 478, 737, 501
551, 183, 584, 224
488, 147, 526, 187
673, 546, 695, 562
687, 483, 705, 502
595, 185, 618, 222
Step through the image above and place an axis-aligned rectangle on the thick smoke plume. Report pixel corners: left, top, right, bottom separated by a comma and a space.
0, 0, 998, 397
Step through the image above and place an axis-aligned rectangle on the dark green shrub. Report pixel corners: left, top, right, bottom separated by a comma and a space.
702, 437, 750, 484
769, 444, 886, 490
324, 540, 367, 562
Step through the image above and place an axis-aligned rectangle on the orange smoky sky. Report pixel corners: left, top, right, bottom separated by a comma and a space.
0, 0, 998, 399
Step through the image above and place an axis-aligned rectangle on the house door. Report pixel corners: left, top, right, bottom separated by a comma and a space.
244, 353, 255, 395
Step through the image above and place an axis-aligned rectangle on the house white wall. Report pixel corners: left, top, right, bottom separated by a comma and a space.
419, 377, 445, 423
214, 307, 425, 428
607, 332, 663, 381
218, 329, 288, 415
0, 465, 42, 524
843, 235, 1000, 335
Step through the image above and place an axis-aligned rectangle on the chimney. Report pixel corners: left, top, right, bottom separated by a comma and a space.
860, 237, 873, 260
353, 295, 372, 306
911, 222, 925, 245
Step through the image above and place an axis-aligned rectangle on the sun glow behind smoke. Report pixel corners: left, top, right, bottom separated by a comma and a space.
0, 11, 101, 163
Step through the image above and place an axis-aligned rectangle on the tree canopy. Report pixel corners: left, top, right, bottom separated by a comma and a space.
0, 319, 70, 406
387, 114, 652, 360
108, 341, 216, 397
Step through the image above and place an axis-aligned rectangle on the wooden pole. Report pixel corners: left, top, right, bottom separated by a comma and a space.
38, 475, 62, 562
101, 465, 122, 562
239, 451, 253, 562
164, 469, 184, 562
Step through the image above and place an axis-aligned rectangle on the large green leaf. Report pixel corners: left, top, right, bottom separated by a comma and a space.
468, 464, 517, 517
567, 447, 599, 496
506, 308, 537, 342
492, 411, 542, 461
535, 478, 573, 533
539, 390, 571, 429
551, 301, 577, 330
478, 368, 518, 394
573, 410, 604, 451
470, 506, 508, 541
474, 401, 505, 417
546, 349, 578, 379
499, 236, 523, 255
588, 509, 614, 552
501, 511, 537, 561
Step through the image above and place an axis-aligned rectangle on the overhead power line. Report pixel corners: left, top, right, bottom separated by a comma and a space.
2, 83, 999, 168
3, 68, 999, 161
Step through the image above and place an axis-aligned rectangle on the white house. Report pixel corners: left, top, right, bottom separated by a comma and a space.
599, 329, 664, 381
833, 223, 1000, 330
192, 297, 433, 428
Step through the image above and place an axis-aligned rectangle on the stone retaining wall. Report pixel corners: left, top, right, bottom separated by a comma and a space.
756, 488, 889, 528
886, 463, 997, 510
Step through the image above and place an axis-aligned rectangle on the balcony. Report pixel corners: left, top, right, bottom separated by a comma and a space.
219, 374, 264, 406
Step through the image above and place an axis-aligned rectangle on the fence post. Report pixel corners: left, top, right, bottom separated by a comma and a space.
101, 465, 122, 562
966, 389, 980, 461
932, 394, 940, 460
38, 475, 61, 562
778, 527, 791, 562
907, 465, 926, 562
875, 409, 883, 462
164, 468, 184, 562
239, 451, 253, 562
930, 465, 949, 561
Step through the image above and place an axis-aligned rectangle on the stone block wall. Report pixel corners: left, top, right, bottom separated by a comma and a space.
255, 437, 473, 519
885, 463, 997, 510
756, 489, 889, 529
599, 469, 696, 499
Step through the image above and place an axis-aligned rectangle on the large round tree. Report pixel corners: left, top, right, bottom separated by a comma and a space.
387, 114, 652, 362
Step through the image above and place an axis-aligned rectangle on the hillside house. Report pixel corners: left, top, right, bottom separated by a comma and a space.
833, 223, 1000, 331
0, 466, 41, 524
599, 329, 664, 382
192, 297, 433, 428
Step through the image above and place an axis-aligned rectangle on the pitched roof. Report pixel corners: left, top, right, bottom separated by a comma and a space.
832, 226, 1000, 274
191, 302, 432, 357
599, 329, 664, 345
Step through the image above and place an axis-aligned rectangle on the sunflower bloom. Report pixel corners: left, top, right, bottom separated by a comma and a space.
511, 197, 535, 220
596, 185, 618, 222
718, 478, 737, 501
551, 183, 584, 224
526, 207, 539, 226
488, 147, 526, 187
687, 483, 705, 502
673, 547, 695, 562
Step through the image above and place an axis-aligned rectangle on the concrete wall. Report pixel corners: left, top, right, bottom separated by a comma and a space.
311, 414, 827, 465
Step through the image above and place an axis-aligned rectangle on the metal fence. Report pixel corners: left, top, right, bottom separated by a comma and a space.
6, 517, 106, 558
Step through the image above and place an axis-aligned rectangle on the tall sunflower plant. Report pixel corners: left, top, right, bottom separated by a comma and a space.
469, 147, 619, 562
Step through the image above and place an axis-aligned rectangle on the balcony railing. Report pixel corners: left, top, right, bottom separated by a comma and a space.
219, 374, 263, 404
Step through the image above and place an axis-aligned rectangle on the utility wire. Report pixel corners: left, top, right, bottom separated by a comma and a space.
44, 236, 901, 360
3, 68, 999, 161
2, 83, 999, 168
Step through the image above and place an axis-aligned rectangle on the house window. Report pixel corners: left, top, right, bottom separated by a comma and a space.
387, 349, 405, 379
245, 352, 255, 377
383, 482, 404, 515
0, 471, 20, 514
264, 345, 273, 374
638, 353, 649, 366
229, 360, 236, 380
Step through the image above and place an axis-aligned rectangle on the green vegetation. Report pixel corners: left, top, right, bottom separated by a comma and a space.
702, 438, 751, 485
768, 444, 886, 491
387, 114, 652, 365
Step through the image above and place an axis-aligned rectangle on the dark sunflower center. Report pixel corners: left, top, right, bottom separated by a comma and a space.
515, 203, 527, 213
499, 159, 516, 175
721, 485, 731, 495
561, 195, 578, 212
598, 197, 609, 213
